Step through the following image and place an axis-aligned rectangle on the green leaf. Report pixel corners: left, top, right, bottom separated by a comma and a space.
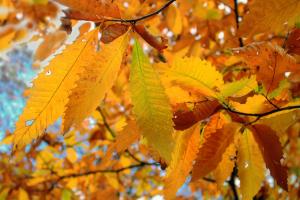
61, 189, 72, 200
129, 40, 174, 163
218, 76, 257, 99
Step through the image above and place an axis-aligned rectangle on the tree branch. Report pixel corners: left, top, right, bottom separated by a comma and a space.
224, 104, 300, 119
56, 162, 159, 181
105, 0, 176, 23
228, 165, 239, 200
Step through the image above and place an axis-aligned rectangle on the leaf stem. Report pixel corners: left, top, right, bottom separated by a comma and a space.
97, 107, 116, 137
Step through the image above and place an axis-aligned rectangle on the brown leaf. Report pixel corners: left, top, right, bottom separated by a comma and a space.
251, 124, 288, 191
101, 24, 129, 44
173, 100, 221, 130
60, 17, 72, 34
286, 28, 300, 55
134, 24, 168, 52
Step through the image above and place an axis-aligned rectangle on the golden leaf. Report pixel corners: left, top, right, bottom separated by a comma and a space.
230, 95, 269, 114
168, 57, 224, 98
63, 32, 129, 132
18, 188, 29, 200
13, 29, 98, 149
237, 129, 265, 200
164, 125, 201, 199
213, 143, 236, 187
166, 4, 183, 35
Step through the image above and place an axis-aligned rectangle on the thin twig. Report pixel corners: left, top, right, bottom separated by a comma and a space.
233, 0, 244, 47
202, 177, 216, 183
126, 149, 143, 163
97, 107, 116, 137
56, 162, 159, 180
224, 104, 300, 118
262, 94, 280, 109
105, 0, 176, 23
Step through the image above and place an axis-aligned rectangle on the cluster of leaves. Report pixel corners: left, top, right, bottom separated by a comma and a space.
1, 0, 300, 199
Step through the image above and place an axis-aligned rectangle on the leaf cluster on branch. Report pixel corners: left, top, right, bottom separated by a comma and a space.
1, 0, 300, 199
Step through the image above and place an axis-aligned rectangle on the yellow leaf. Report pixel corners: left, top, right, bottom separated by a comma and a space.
18, 188, 29, 200
0, 135, 13, 145
240, 0, 300, 37
105, 174, 120, 189
13, 29, 98, 149
27, 176, 48, 186
230, 95, 268, 114
63, 32, 129, 132
237, 129, 265, 200
164, 125, 201, 199
166, 4, 183, 35
66, 148, 77, 163
130, 40, 174, 163
0, 28, 16, 51
168, 57, 224, 98
259, 110, 300, 135
213, 143, 235, 187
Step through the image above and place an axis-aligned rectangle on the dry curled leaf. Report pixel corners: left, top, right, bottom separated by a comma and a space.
133, 24, 168, 51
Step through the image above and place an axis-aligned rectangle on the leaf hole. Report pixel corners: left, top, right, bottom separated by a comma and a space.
25, 119, 34, 126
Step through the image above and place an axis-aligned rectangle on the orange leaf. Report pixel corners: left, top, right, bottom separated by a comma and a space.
34, 30, 67, 61
252, 124, 288, 191
63, 9, 103, 22
234, 42, 299, 92
134, 24, 168, 52
164, 125, 201, 199
100, 120, 140, 168
239, 0, 300, 37
57, 0, 120, 19
191, 113, 240, 181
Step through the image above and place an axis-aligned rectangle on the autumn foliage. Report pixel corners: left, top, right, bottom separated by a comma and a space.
1, 0, 300, 199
